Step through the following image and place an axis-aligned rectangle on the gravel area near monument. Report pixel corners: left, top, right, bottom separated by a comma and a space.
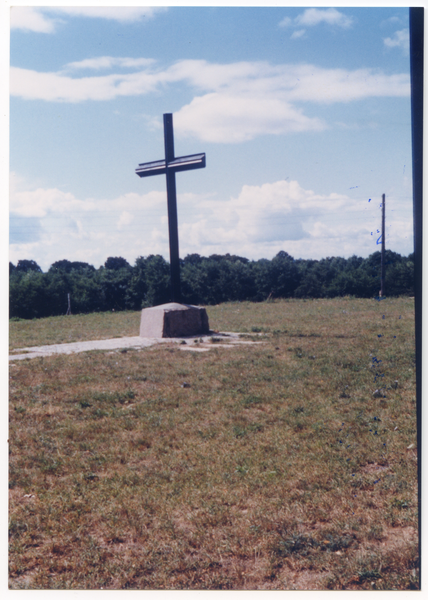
9, 332, 264, 361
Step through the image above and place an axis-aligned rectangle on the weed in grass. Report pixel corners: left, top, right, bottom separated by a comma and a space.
273, 533, 318, 557
368, 524, 384, 541
358, 569, 382, 582
241, 395, 264, 407
390, 498, 410, 510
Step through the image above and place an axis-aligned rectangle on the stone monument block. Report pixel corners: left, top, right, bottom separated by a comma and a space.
140, 303, 210, 338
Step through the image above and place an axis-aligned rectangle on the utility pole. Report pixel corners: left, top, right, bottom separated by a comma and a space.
380, 193, 386, 297
409, 9, 423, 586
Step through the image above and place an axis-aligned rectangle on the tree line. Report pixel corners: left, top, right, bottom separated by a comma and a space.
9, 250, 414, 320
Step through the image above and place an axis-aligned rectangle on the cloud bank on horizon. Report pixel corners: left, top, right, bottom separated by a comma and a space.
9, 6, 413, 271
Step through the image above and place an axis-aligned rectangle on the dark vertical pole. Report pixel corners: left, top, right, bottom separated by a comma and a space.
410, 8, 423, 589
380, 193, 385, 297
163, 113, 181, 303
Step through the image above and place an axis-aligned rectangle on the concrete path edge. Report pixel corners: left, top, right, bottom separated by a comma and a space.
9, 332, 264, 361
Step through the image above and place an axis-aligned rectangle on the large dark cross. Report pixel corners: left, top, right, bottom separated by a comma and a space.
135, 113, 206, 303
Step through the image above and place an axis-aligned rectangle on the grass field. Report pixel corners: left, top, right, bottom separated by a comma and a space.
9, 297, 418, 590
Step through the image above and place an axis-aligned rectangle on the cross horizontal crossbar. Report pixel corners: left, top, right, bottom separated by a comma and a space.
136, 153, 206, 178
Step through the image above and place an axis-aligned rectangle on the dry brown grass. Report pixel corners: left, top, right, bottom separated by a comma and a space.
9, 297, 418, 589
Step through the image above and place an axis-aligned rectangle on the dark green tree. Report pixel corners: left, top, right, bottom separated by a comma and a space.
49, 260, 95, 274
104, 256, 131, 271
125, 256, 149, 311
15, 259, 42, 273
97, 265, 133, 311
10, 271, 48, 318
142, 255, 171, 307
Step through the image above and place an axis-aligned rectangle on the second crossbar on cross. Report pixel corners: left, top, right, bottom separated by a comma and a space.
135, 113, 206, 303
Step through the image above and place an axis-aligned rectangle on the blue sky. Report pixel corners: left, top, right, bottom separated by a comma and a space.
7, 4, 413, 271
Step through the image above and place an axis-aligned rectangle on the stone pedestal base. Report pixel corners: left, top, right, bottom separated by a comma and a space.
139, 303, 210, 338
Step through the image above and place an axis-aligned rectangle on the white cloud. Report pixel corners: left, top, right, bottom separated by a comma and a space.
10, 7, 57, 33
9, 172, 165, 219
10, 58, 410, 143
11, 59, 410, 104
282, 65, 409, 104
176, 179, 399, 261
52, 7, 166, 22
279, 8, 353, 38
383, 29, 410, 55
385, 16, 401, 24
226, 180, 351, 243
380, 16, 405, 28
65, 57, 156, 71
117, 211, 134, 230
291, 29, 306, 40
9, 173, 413, 269
10, 7, 166, 34
10, 182, 95, 218
9, 173, 172, 268
295, 8, 353, 29
174, 93, 326, 143
172, 62, 408, 141
165, 59, 277, 92
278, 16, 292, 28
10, 66, 161, 102
182, 180, 356, 251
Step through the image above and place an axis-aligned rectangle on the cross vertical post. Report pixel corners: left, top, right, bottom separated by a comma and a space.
135, 113, 206, 305
163, 114, 181, 303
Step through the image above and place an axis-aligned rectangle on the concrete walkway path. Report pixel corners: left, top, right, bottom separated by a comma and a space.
9, 332, 264, 361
